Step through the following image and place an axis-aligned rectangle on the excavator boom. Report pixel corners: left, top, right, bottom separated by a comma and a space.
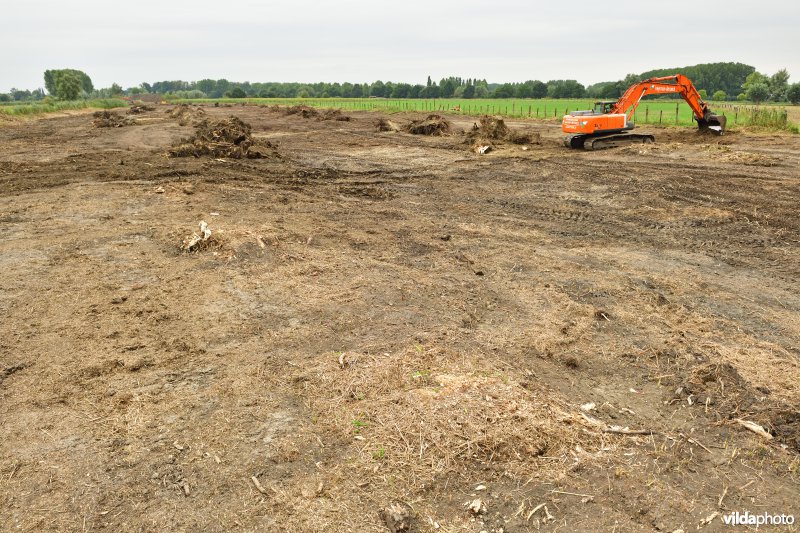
562, 74, 725, 149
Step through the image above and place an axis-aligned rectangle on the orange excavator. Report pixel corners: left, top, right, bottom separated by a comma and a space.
562, 74, 726, 149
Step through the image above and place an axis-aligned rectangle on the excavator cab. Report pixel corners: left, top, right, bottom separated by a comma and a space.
594, 101, 616, 114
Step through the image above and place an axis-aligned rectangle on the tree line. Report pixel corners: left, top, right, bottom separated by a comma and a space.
2, 63, 799, 104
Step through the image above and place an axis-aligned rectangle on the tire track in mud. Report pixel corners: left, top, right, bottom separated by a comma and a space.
479, 192, 800, 284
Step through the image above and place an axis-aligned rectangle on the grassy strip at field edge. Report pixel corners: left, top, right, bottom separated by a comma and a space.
170, 97, 797, 131
0, 99, 128, 117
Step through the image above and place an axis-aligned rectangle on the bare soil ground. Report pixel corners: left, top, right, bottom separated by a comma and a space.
1, 105, 799, 532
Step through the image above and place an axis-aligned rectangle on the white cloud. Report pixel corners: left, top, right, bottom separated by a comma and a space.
1, 0, 798, 91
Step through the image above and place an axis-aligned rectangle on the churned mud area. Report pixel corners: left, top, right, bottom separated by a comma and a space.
1, 105, 799, 532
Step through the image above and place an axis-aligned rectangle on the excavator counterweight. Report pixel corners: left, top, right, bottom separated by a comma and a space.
562, 74, 726, 150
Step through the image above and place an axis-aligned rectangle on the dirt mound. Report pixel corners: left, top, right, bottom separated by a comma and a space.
679, 362, 800, 451
474, 115, 511, 139
465, 115, 540, 150
375, 118, 401, 132
166, 104, 207, 126
168, 116, 276, 159
286, 106, 351, 121
92, 110, 136, 128
286, 105, 319, 119
403, 114, 452, 136
318, 108, 351, 121
127, 104, 155, 115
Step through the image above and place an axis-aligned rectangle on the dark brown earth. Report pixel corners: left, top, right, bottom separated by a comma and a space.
1, 105, 799, 532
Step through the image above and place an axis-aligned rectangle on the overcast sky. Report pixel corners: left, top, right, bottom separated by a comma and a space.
2, 0, 798, 92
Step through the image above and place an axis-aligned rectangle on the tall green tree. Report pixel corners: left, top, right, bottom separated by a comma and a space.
54, 71, 82, 100
746, 82, 769, 103
768, 69, 790, 101
786, 83, 800, 104
44, 69, 93, 95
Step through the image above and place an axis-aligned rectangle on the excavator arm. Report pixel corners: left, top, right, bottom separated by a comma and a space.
612, 74, 725, 131
562, 73, 726, 149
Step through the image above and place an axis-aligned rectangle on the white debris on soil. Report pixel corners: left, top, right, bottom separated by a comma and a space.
379, 501, 413, 532
466, 498, 486, 515
183, 221, 212, 252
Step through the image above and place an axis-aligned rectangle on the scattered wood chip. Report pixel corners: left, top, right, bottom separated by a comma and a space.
604, 426, 654, 436
526, 503, 546, 521
735, 419, 773, 440
698, 511, 719, 528
580, 402, 596, 412
379, 501, 413, 533
251, 475, 268, 495
466, 498, 486, 515
718, 485, 728, 508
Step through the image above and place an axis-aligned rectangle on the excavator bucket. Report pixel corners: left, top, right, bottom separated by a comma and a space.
698, 114, 726, 135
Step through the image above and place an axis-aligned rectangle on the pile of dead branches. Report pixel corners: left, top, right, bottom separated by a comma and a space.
167, 104, 207, 126
375, 118, 401, 132
465, 115, 540, 153
403, 114, 452, 136
92, 110, 136, 128
127, 104, 155, 115
168, 116, 276, 159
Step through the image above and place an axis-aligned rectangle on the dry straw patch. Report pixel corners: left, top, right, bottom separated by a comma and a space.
294, 347, 612, 493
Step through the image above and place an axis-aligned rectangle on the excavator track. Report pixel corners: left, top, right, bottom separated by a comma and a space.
565, 133, 655, 150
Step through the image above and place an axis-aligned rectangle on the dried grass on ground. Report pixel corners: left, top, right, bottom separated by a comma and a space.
290, 347, 614, 492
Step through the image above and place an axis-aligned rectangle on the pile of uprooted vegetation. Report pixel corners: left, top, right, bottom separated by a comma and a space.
168, 116, 277, 159
166, 103, 207, 126
127, 103, 155, 115
465, 115, 540, 152
375, 118, 401, 132
92, 110, 136, 128
285, 105, 351, 121
403, 113, 452, 135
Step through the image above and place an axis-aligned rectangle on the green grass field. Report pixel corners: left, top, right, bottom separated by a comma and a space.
0, 99, 128, 117
172, 96, 796, 131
